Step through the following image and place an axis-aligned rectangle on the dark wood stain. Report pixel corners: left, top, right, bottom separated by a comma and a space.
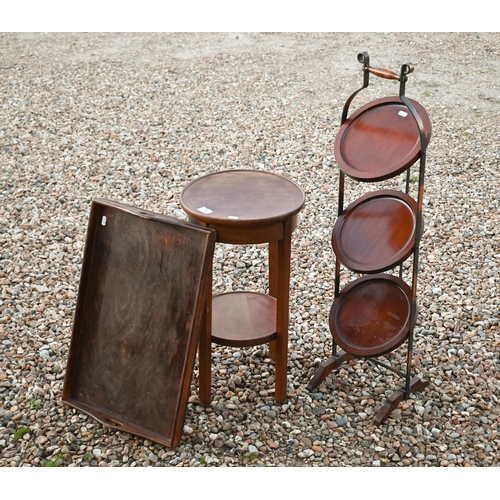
62, 199, 215, 448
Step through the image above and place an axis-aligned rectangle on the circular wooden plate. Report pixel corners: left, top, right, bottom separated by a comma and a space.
329, 274, 413, 357
332, 190, 421, 273
334, 97, 431, 181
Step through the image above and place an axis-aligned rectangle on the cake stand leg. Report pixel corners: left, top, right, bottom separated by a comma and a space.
374, 376, 429, 425
306, 350, 356, 391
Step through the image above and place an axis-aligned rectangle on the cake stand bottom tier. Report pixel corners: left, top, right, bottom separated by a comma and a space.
329, 274, 415, 357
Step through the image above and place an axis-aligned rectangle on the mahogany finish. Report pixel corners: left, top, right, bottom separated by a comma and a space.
212, 292, 277, 347
332, 190, 420, 273
329, 274, 413, 357
308, 53, 431, 425
334, 97, 431, 182
180, 170, 305, 405
366, 66, 401, 80
62, 199, 216, 448
180, 169, 305, 242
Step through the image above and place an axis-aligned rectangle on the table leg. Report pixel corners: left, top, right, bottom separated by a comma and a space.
198, 257, 213, 406
274, 219, 292, 403
268, 241, 278, 360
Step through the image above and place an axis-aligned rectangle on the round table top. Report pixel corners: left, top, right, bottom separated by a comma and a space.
180, 170, 305, 227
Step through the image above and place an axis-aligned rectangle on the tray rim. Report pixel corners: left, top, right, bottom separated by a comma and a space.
62, 198, 216, 448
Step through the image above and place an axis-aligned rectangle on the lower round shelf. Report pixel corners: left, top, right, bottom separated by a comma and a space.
212, 292, 277, 347
329, 274, 414, 357
332, 190, 421, 273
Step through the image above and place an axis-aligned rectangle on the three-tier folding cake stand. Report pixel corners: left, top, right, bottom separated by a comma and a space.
308, 52, 432, 424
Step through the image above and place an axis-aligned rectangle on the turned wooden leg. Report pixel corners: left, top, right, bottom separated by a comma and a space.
274, 221, 292, 403
268, 240, 278, 361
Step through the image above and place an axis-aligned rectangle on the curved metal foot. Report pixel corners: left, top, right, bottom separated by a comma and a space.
374, 376, 429, 425
306, 351, 356, 391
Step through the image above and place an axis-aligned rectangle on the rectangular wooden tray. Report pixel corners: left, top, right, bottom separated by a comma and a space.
62, 199, 215, 448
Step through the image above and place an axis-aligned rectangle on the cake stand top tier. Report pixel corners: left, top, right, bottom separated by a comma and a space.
334, 96, 431, 182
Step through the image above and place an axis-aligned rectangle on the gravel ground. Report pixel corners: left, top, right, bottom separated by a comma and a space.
0, 32, 499, 467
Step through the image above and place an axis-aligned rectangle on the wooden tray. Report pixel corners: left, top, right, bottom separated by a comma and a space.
62, 199, 216, 448
329, 274, 413, 357
334, 96, 431, 181
332, 190, 421, 273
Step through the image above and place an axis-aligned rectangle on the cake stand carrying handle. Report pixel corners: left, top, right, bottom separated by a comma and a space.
341, 53, 414, 124
367, 66, 400, 80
